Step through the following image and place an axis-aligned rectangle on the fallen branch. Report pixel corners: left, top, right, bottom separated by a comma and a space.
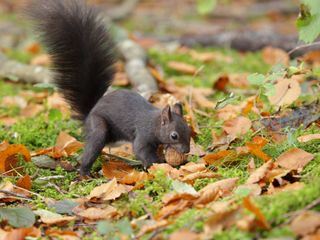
0, 53, 51, 84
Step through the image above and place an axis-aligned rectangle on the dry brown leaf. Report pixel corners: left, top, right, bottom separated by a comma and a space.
21, 103, 43, 117
31, 54, 51, 66
189, 138, 206, 156
162, 192, 199, 205
156, 199, 191, 219
16, 175, 31, 191
169, 229, 200, 240
0, 143, 31, 174
55, 132, 83, 157
262, 46, 289, 66
195, 178, 238, 205
243, 196, 270, 229
0, 227, 41, 240
102, 160, 149, 185
168, 61, 197, 75
275, 148, 314, 171
149, 163, 180, 180
1, 96, 27, 109
246, 160, 274, 185
89, 178, 132, 202
113, 72, 129, 87
35, 210, 76, 225
297, 134, 320, 143
290, 211, 320, 236
76, 206, 118, 220
228, 73, 249, 88
189, 50, 215, 62
203, 150, 236, 165
267, 182, 304, 194
268, 78, 301, 107
137, 219, 169, 237
0, 117, 18, 126
216, 104, 243, 121
0, 181, 30, 202
181, 171, 220, 184
223, 116, 252, 138
45, 229, 79, 240
202, 207, 240, 238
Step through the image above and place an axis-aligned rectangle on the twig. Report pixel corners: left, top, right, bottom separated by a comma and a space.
37, 175, 65, 181
288, 41, 320, 58
13, 185, 45, 200
0, 190, 32, 201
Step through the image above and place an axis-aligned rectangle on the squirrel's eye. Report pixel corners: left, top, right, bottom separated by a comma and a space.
170, 131, 179, 140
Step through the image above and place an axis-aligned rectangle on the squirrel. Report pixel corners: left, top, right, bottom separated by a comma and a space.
28, 0, 191, 176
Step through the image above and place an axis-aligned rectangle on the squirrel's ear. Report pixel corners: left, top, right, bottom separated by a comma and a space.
172, 102, 183, 116
161, 105, 172, 125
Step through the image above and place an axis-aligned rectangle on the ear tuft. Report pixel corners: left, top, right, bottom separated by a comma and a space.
172, 102, 183, 116
161, 105, 172, 125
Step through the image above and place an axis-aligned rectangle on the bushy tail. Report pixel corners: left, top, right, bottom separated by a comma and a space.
28, 0, 115, 120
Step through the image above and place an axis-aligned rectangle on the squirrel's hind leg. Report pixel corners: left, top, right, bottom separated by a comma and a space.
80, 115, 108, 176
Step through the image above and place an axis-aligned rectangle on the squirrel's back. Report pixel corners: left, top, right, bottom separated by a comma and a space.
28, 0, 116, 120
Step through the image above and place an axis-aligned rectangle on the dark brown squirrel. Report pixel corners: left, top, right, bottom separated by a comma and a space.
28, 0, 191, 176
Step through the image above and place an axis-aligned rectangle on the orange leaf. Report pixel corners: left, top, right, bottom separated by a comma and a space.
1, 227, 41, 240
45, 229, 79, 238
0, 143, 31, 174
167, 61, 197, 75
16, 175, 32, 191
203, 150, 235, 165
26, 43, 41, 54
242, 100, 254, 116
243, 196, 270, 229
246, 136, 271, 162
214, 75, 229, 91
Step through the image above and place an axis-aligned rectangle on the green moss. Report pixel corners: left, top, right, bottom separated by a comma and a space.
149, 47, 270, 88
5, 49, 33, 64
0, 113, 81, 150
257, 177, 320, 225
214, 227, 254, 240
0, 80, 20, 99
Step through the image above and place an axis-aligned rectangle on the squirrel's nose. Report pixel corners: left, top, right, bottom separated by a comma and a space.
182, 146, 190, 154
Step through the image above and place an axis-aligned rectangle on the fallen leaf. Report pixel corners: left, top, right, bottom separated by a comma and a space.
0, 143, 31, 174
202, 207, 240, 238
20, 103, 43, 117
34, 209, 76, 225
76, 206, 118, 221
268, 78, 301, 107
190, 50, 215, 62
246, 160, 274, 184
203, 150, 235, 165
262, 46, 289, 66
246, 136, 271, 162
243, 196, 270, 229
214, 75, 229, 92
156, 199, 191, 219
16, 175, 31, 191
30, 54, 51, 66
169, 229, 200, 240
0, 227, 41, 240
168, 61, 197, 75
102, 160, 148, 185
25, 42, 41, 54
275, 148, 314, 171
223, 116, 252, 138
54, 132, 83, 157
297, 134, 320, 143
45, 229, 79, 240
1, 96, 27, 109
267, 182, 304, 194
195, 178, 238, 205
137, 219, 169, 237
89, 178, 132, 202
290, 211, 320, 236
149, 163, 180, 180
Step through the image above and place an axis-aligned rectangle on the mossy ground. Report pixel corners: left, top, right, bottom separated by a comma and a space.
0, 46, 319, 239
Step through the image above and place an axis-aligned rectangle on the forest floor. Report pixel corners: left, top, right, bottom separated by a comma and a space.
0, 1, 320, 239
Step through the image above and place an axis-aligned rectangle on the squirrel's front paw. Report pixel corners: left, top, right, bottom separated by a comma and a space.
79, 167, 91, 177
